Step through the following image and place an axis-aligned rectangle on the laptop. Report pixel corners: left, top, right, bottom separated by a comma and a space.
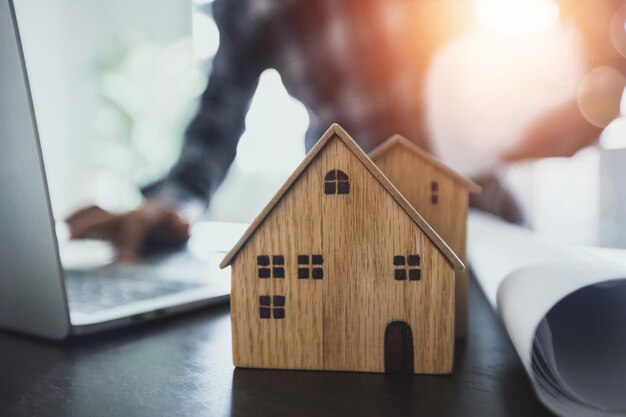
0, 0, 242, 339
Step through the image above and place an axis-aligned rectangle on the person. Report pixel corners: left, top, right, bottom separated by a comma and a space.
66, 0, 625, 260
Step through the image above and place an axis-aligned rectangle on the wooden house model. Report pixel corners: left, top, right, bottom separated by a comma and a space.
369, 135, 481, 338
220, 124, 464, 374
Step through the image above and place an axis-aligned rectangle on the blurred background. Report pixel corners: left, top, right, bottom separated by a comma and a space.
12, 0, 626, 247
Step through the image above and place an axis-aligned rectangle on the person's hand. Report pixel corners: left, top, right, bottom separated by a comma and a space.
469, 174, 525, 225
65, 201, 191, 261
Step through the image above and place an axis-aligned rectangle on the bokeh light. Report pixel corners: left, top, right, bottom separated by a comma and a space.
577, 66, 625, 128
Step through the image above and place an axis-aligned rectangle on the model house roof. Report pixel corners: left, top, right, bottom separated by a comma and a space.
369, 135, 482, 194
220, 124, 464, 271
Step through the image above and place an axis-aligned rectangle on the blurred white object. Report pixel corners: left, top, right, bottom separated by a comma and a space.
598, 147, 626, 248
507, 147, 600, 246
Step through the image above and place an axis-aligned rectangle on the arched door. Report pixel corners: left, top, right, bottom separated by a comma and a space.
384, 321, 414, 374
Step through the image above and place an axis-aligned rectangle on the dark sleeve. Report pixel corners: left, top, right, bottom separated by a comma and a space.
143, 4, 264, 217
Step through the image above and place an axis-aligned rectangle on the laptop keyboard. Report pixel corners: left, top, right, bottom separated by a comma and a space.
65, 270, 203, 313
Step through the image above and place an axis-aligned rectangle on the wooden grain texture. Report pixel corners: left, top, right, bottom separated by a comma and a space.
369, 135, 481, 338
224, 124, 459, 374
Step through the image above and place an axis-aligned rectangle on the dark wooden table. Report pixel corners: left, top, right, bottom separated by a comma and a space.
0, 277, 553, 417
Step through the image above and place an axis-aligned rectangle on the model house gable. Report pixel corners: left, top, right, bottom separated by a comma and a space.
369, 135, 481, 195
220, 124, 463, 271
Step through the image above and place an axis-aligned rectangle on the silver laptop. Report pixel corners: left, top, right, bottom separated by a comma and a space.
0, 0, 239, 339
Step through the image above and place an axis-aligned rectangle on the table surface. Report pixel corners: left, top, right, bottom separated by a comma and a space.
0, 276, 554, 417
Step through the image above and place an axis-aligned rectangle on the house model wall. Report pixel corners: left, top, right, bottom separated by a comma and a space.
369, 136, 481, 338
221, 124, 464, 374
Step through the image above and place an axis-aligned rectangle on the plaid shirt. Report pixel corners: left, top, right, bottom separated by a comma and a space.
147, 0, 470, 214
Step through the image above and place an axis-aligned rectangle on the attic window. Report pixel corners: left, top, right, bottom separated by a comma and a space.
297, 254, 324, 279
393, 254, 421, 281
257, 255, 285, 279
259, 295, 286, 319
324, 170, 350, 195
431, 181, 439, 205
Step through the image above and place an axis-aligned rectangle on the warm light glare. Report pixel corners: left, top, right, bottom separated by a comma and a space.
475, 0, 560, 35
427, 25, 583, 175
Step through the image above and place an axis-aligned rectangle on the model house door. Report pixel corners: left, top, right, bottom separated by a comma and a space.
384, 321, 414, 374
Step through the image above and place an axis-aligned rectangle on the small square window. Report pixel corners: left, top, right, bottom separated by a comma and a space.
431, 181, 439, 192
257, 295, 286, 320
297, 254, 324, 280
324, 182, 336, 195
312, 268, 324, 279
408, 255, 421, 266
393, 254, 421, 282
431, 195, 439, 204
259, 254, 287, 278
259, 307, 271, 319
409, 269, 421, 281
394, 269, 407, 280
